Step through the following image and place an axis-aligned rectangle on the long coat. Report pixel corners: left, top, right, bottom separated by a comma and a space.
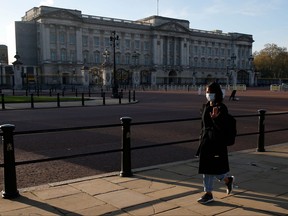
197, 102, 230, 175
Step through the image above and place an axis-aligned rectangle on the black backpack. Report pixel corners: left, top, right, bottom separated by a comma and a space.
223, 113, 237, 146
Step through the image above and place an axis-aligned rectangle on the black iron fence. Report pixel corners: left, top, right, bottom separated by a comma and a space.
0, 110, 288, 199
0, 89, 136, 110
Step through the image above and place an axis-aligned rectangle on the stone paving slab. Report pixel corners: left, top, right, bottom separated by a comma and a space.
0, 143, 287, 215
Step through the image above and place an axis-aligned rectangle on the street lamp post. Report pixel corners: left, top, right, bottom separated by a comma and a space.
131, 51, 139, 86
110, 31, 119, 98
231, 53, 236, 86
72, 69, 76, 91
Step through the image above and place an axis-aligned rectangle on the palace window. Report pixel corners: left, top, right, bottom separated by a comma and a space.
50, 32, 56, 44
59, 32, 66, 44
125, 39, 131, 49
82, 36, 88, 47
125, 53, 130, 64
135, 40, 140, 50
94, 51, 100, 64
70, 50, 76, 62
69, 33, 76, 45
144, 41, 150, 50
60, 49, 67, 61
94, 36, 100, 47
50, 49, 56, 61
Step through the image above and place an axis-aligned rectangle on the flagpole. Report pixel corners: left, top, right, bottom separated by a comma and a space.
157, 0, 159, 16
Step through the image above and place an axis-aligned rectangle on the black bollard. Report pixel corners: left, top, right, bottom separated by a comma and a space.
0, 124, 20, 199
120, 117, 133, 177
133, 90, 135, 101
119, 94, 122, 104
82, 93, 85, 106
128, 90, 131, 103
257, 109, 266, 152
57, 93, 60, 107
30, 94, 34, 109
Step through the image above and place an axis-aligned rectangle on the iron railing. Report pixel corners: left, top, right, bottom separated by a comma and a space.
0, 110, 288, 198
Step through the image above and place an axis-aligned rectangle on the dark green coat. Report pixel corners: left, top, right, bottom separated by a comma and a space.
197, 102, 230, 175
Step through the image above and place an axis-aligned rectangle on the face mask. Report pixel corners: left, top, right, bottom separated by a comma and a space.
206, 93, 215, 102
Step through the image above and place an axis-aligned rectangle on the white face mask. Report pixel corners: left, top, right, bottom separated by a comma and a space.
206, 93, 215, 102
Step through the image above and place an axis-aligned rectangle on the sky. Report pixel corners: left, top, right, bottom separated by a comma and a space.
0, 0, 287, 64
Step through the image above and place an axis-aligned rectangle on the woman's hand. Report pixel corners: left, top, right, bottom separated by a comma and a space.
210, 106, 220, 118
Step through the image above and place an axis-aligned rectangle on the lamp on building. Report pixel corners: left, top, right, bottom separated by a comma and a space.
110, 31, 119, 98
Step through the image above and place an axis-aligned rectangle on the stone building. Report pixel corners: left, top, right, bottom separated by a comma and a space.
14, 6, 255, 90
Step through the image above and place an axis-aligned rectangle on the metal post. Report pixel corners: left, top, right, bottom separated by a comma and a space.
30, 93, 34, 109
102, 92, 106, 105
82, 93, 85, 106
0, 124, 19, 199
57, 93, 60, 108
120, 117, 133, 177
119, 91, 122, 104
128, 90, 131, 103
257, 109, 266, 152
111, 31, 119, 98
133, 90, 135, 101
1, 94, 5, 110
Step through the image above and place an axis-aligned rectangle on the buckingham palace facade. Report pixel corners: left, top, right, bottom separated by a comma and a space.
13, 6, 255, 89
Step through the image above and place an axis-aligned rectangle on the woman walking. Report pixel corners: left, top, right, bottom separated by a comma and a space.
197, 82, 234, 204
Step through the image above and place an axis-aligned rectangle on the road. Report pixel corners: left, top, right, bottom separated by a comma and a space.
0, 88, 287, 189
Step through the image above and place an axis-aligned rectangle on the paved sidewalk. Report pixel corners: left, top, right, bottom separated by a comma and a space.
0, 143, 287, 215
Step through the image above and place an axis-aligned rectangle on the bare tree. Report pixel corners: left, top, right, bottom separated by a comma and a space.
254, 43, 288, 78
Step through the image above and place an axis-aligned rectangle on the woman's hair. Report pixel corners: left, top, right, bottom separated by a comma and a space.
207, 82, 223, 103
